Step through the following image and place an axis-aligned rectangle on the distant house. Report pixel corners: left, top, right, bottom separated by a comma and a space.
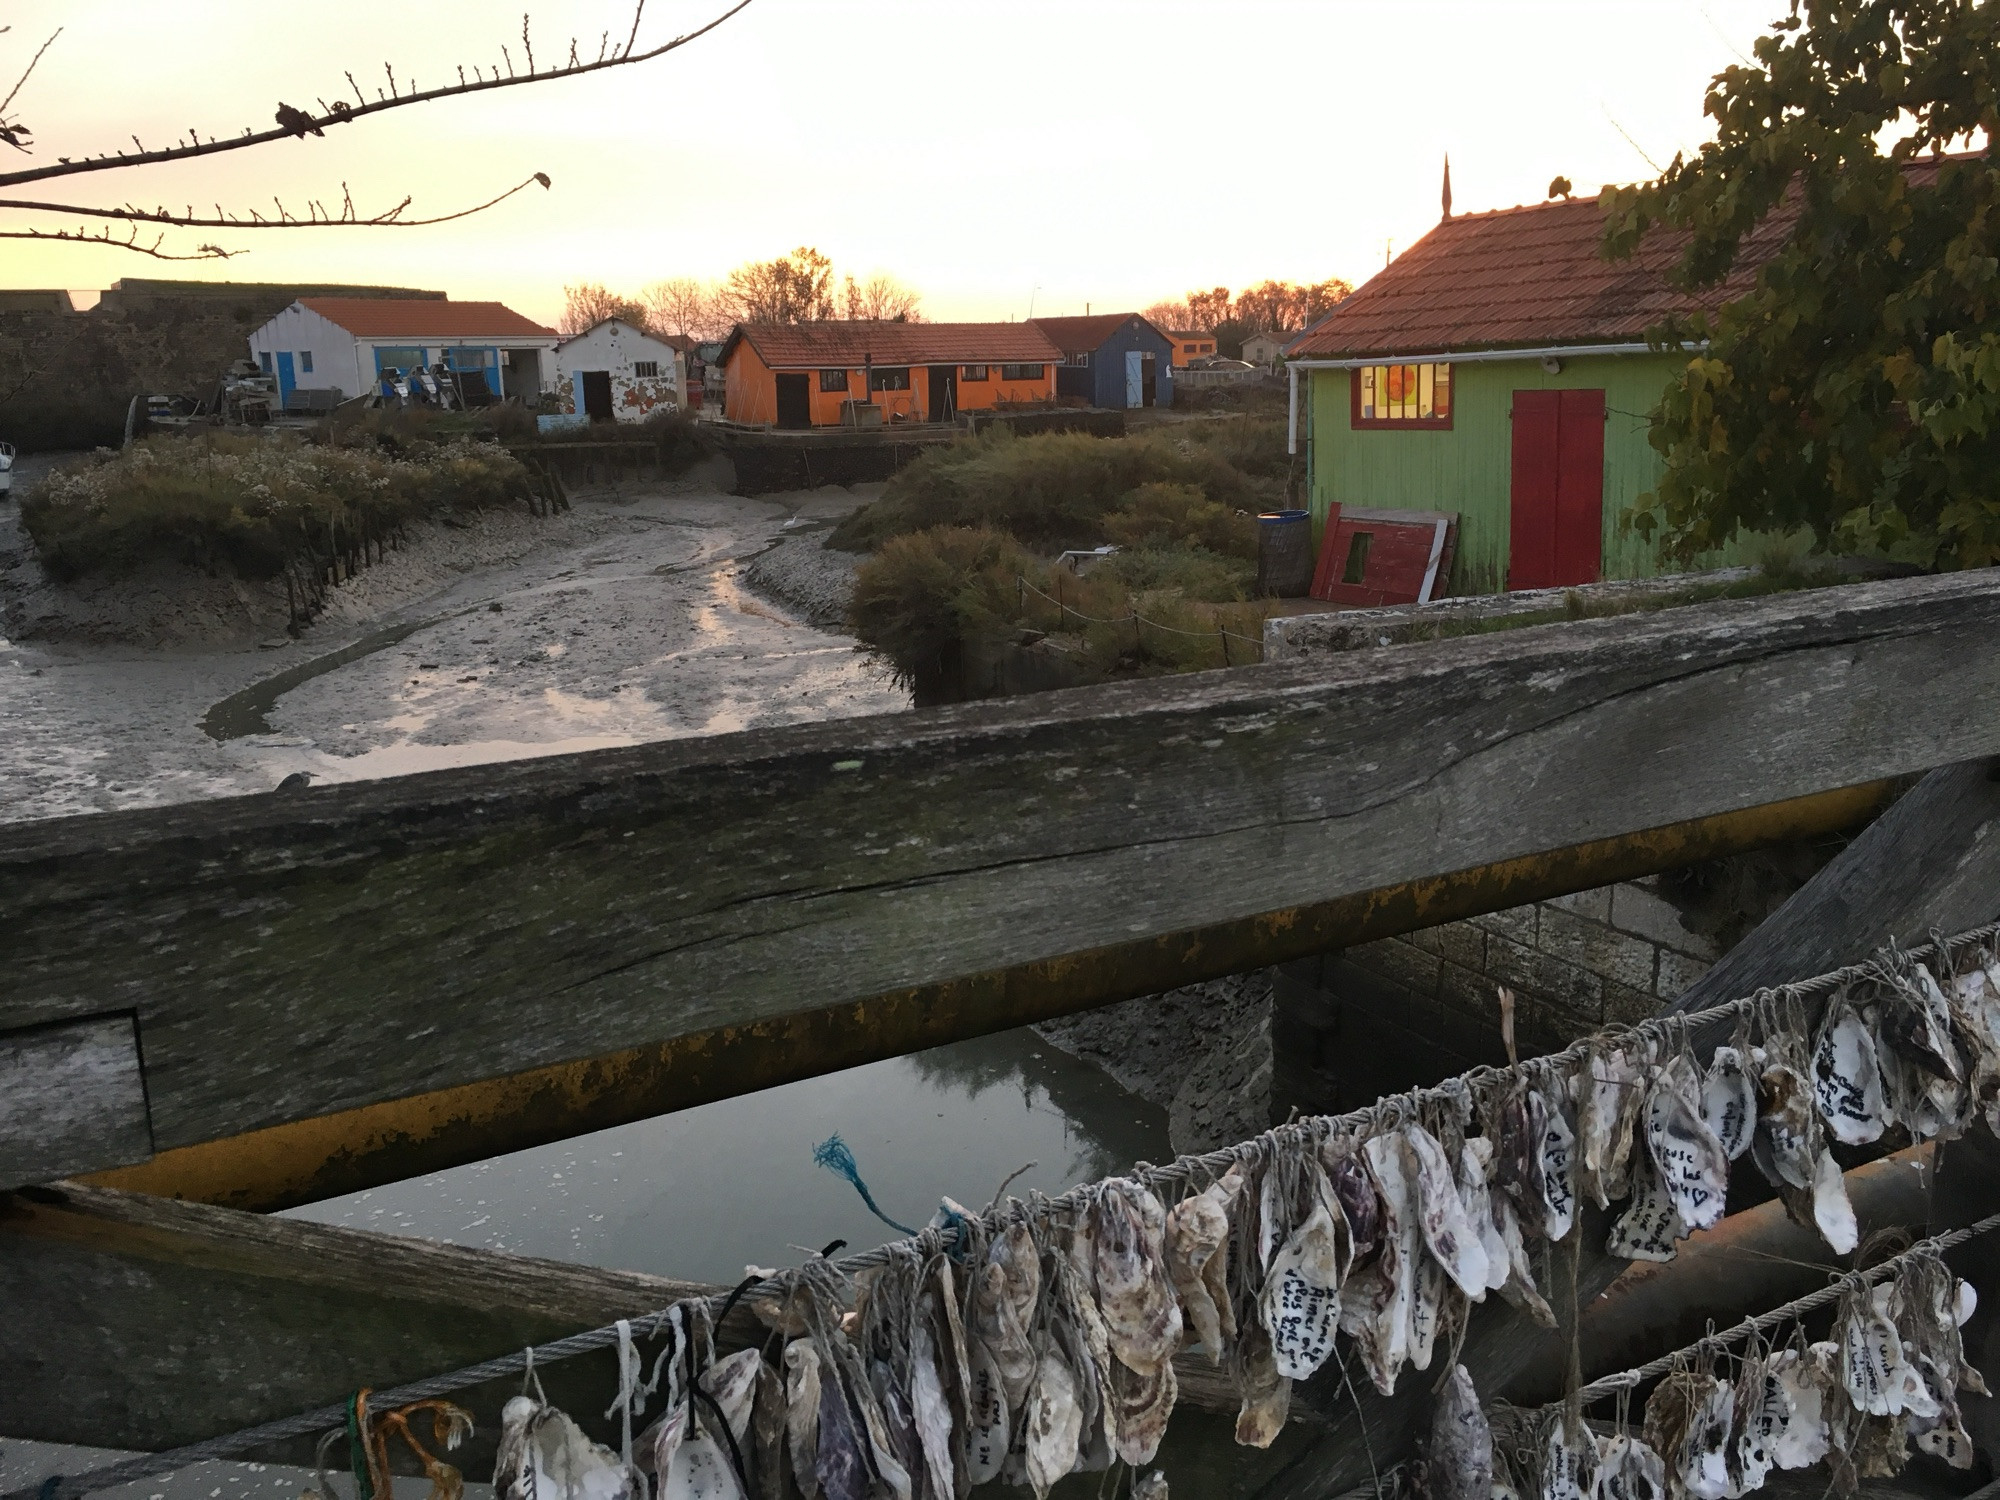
1240, 330, 1294, 370
1284, 193, 1799, 594
0, 290, 75, 314
555, 318, 683, 422
1029, 314, 1176, 410
246, 298, 558, 410
720, 322, 1062, 428
1168, 332, 1217, 367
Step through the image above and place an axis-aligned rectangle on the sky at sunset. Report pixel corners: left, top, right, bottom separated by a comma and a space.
2, 0, 1785, 327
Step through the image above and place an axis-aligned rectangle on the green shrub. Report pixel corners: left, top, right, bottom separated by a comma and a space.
829, 428, 1276, 553
1101, 482, 1256, 558
847, 525, 1031, 694
22, 432, 533, 584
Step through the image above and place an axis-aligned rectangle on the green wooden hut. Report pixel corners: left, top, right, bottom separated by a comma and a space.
1284, 193, 1785, 595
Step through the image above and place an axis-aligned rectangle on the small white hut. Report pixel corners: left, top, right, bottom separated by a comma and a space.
554, 318, 685, 422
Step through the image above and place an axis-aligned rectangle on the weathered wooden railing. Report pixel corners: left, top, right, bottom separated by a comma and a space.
7, 570, 2000, 1214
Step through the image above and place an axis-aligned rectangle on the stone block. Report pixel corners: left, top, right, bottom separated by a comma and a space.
1542, 886, 1613, 922
1655, 948, 1713, 1001
1537, 907, 1660, 993
1434, 920, 1487, 973
1603, 981, 1659, 1027
1437, 957, 1505, 1026
1401, 925, 1445, 957
1469, 904, 1538, 948
1610, 882, 1721, 960
1486, 934, 1603, 1021
1345, 937, 1441, 1001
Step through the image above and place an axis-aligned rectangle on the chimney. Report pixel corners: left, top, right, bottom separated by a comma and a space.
1442, 153, 1453, 221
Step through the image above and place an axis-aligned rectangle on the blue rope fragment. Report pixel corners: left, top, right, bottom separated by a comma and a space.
812, 1133, 921, 1235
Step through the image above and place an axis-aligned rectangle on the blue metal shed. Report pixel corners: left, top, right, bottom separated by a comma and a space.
1030, 314, 1176, 410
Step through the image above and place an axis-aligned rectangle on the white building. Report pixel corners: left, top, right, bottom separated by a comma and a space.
554, 318, 685, 422
1240, 330, 1296, 370
246, 298, 559, 410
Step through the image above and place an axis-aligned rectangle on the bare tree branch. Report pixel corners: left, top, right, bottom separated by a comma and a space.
0, 172, 552, 230
0, 224, 236, 259
0, 0, 753, 188
0, 26, 59, 151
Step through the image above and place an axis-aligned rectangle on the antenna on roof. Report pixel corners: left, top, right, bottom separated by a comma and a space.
1441, 153, 1453, 220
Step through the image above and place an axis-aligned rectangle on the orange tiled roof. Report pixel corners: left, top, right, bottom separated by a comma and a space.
725, 321, 1063, 369
1287, 194, 1783, 359
299, 298, 555, 338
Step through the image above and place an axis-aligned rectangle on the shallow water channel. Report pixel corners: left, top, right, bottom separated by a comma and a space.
283, 1028, 1168, 1283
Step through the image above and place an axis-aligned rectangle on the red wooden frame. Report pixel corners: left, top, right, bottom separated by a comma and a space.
1309, 503, 1459, 607
1349, 365, 1454, 431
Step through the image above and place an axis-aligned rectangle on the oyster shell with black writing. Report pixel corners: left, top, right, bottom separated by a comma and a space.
1700, 1046, 1756, 1162
1644, 1054, 1729, 1232
1607, 1142, 1690, 1264
1259, 1162, 1352, 1380
1812, 995, 1887, 1146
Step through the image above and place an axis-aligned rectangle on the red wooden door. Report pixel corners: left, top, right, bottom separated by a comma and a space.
1508, 388, 1605, 589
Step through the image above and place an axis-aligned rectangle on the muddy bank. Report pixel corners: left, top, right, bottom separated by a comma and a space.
0, 475, 905, 823
740, 494, 869, 630
1032, 971, 1273, 1156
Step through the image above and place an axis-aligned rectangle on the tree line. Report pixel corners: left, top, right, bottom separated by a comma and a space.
1142, 278, 1353, 359
560, 247, 923, 341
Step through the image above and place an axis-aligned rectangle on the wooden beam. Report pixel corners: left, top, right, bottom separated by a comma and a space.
0, 1182, 1245, 1464
86, 784, 1888, 1211
8, 570, 2000, 1194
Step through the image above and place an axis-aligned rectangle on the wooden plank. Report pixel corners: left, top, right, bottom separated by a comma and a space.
0, 1015, 151, 1185
0, 1182, 1247, 1463
83, 785, 1892, 1212
8, 570, 2000, 1189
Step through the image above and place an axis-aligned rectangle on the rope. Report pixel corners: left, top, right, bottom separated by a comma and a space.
1560, 1207, 2000, 1407
22, 917, 2000, 1500
1017, 574, 1267, 655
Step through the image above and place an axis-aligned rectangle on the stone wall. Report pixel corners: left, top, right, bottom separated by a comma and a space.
1273, 875, 1722, 1117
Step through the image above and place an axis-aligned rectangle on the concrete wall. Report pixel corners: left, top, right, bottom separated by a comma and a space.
1273, 874, 1722, 1117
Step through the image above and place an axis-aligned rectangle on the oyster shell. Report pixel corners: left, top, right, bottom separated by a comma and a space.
1732, 1351, 1790, 1493
1593, 1435, 1665, 1500
1022, 1347, 1081, 1499
784, 1341, 822, 1500
1607, 1146, 1690, 1263
1232, 1322, 1292, 1449
1405, 1123, 1491, 1295
1490, 1184, 1557, 1327
1091, 1180, 1183, 1376
963, 1336, 1010, 1485
1577, 1043, 1645, 1208
1107, 1353, 1176, 1466
813, 1370, 869, 1500
1700, 1047, 1756, 1162
1428, 1364, 1493, 1500
1350, 1131, 1421, 1394
1644, 1055, 1728, 1232
1542, 1417, 1599, 1500
972, 1225, 1040, 1408
1812, 997, 1887, 1146
908, 1322, 956, 1500
1408, 1251, 1444, 1374
1165, 1169, 1236, 1360
1642, 1371, 1731, 1500
1259, 1166, 1350, 1380
1769, 1343, 1835, 1471
1842, 1283, 1938, 1418
1458, 1137, 1511, 1296
1326, 1147, 1381, 1256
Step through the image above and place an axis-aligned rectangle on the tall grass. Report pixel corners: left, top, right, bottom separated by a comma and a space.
22, 432, 536, 622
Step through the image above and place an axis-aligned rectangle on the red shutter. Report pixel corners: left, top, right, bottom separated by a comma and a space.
1509, 389, 1604, 590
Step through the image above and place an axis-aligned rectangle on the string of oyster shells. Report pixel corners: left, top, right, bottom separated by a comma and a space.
1510, 1220, 1997, 1500
38, 924, 2000, 1500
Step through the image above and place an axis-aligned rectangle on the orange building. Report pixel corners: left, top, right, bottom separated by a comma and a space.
1168, 331, 1218, 367
720, 321, 1063, 427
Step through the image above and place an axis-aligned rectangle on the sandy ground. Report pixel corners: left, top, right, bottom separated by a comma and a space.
0, 463, 907, 824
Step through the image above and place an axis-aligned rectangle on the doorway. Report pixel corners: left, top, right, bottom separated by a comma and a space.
579, 370, 614, 422
927, 365, 958, 422
1141, 353, 1157, 408
775, 373, 811, 429
1508, 388, 1605, 589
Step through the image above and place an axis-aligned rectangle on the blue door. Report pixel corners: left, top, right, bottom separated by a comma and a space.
275, 351, 296, 409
